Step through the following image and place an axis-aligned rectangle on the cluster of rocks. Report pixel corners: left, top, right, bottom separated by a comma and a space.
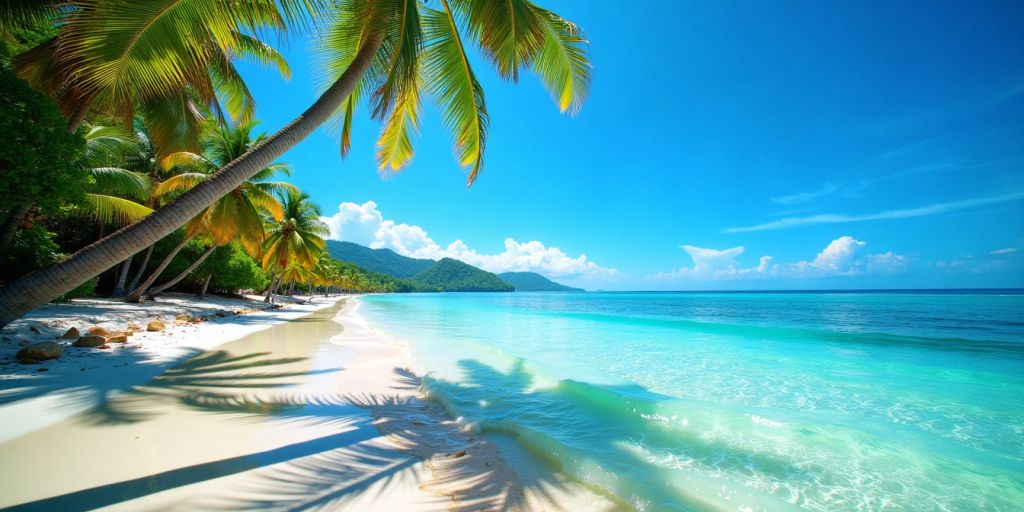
15, 318, 168, 364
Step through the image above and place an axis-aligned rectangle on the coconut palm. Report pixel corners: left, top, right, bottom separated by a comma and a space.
0, 1, 298, 248
261, 190, 328, 303
78, 125, 155, 228
125, 121, 293, 301
14, 0, 302, 135
0, 0, 591, 326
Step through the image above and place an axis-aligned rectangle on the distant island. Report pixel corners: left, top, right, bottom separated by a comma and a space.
498, 272, 583, 292
326, 241, 582, 293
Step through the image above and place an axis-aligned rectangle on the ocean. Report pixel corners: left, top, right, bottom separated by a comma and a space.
357, 291, 1024, 511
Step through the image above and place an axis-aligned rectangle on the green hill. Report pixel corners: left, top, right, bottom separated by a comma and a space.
410, 258, 514, 292
498, 272, 584, 292
325, 240, 433, 278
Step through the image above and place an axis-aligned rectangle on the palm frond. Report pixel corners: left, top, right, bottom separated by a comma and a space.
81, 193, 154, 225
421, 1, 489, 185
160, 151, 216, 172
375, 82, 421, 172
89, 167, 153, 201
231, 31, 292, 79
531, 7, 591, 115
83, 124, 138, 167
449, 0, 546, 81
247, 185, 287, 220
153, 172, 210, 199
137, 91, 206, 157
371, 0, 422, 119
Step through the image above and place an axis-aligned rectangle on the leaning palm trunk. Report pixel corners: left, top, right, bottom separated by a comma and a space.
0, 33, 384, 328
148, 244, 217, 298
197, 274, 212, 298
125, 233, 197, 302
0, 205, 30, 256
127, 244, 155, 291
263, 273, 281, 303
109, 255, 133, 297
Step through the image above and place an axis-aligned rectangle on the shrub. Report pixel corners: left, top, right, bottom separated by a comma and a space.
201, 243, 268, 295
0, 224, 62, 283
0, 67, 86, 218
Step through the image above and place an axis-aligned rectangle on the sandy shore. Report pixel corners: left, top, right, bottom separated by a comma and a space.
0, 293, 344, 441
0, 296, 613, 511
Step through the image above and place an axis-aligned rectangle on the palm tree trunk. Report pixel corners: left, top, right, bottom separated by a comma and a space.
148, 244, 217, 298
127, 244, 155, 291
66, 95, 95, 134
264, 273, 280, 303
0, 33, 384, 328
125, 233, 196, 302
198, 274, 212, 298
0, 205, 30, 257
287, 280, 295, 296
109, 255, 133, 297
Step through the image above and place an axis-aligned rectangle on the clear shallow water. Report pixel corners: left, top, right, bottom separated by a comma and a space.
358, 291, 1024, 511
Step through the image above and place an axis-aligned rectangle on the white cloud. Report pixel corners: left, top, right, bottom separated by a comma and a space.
652, 245, 779, 281
321, 201, 615, 279
651, 236, 907, 281
726, 190, 1024, 233
770, 182, 840, 205
990, 247, 1020, 255
810, 236, 866, 274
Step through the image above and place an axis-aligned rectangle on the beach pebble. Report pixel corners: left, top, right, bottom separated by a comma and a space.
146, 319, 165, 332
86, 326, 111, 336
59, 327, 80, 339
16, 341, 61, 362
126, 322, 142, 332
107, 334, 129, 344
73, 335, 106, 348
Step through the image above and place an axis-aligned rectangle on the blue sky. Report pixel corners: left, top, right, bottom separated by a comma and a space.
236, 0, 1024, 290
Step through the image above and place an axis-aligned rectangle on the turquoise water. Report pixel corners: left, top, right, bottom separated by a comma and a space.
358, 291, 1024, 511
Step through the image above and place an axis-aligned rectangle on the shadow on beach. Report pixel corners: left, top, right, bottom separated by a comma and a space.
0, 302, 607, 512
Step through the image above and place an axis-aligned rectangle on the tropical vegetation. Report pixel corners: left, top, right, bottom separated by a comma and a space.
0, 0, 591, 326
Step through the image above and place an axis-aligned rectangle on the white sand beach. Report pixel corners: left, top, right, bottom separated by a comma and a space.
0, 295, 613, 511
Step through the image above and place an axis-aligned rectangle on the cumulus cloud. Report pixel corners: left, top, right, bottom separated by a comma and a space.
321, 201, 615, 279
651, 236, 907, 281
651, 245, 778, 281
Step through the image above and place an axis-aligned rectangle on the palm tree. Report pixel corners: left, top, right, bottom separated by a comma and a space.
261, 190, 328, 303
14, 0, 301, 134
0, 0, 591, 326
126, 121, 292, 301
78, 124, 155, 230
1, 1, 297, 245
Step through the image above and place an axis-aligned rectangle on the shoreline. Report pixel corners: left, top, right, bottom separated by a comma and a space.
0, 294, 612, 510
0, 293, 346, 441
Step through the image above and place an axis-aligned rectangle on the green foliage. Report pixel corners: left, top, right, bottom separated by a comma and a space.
410, 258, 513, 292
0, 6, 57, 66
201, 243, 269, 294
0, 67, 87, 216
325, 240, 433, 278
0, 224, 62, 283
